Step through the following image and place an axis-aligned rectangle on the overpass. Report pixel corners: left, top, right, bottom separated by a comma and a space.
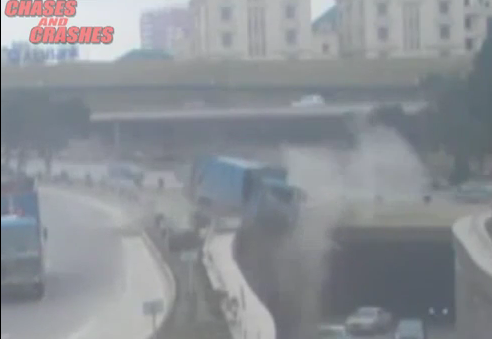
91, 101, 427, 122
1, 58, 471, 111
90, 101, 427, 156
334, 199, 488, 242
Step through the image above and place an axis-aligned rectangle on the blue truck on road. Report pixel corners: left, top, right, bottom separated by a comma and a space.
1, 171, 48, 299
188, 155, 305, 230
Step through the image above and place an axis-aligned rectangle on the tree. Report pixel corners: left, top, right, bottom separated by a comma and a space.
38, 97, 90, 174
33, 97, 91, 174
422, 32, 492, 184
0, 90, 91, 173
467, 30, 492, 154
1, 93, 25, 166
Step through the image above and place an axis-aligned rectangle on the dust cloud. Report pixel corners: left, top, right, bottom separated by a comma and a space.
273, 124, 430, 336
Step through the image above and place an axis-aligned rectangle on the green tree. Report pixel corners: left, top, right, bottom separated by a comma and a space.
1, 93, 26, 166
1, 90, 91, 173
467, 30, 492, 154
33, 97, 91, 174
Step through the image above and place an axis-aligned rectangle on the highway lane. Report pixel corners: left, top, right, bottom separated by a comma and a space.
1, 187, 170, 339
1, 188, 125, 339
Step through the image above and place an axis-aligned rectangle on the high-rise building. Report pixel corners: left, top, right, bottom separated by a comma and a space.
187, 0, 312, 60
140, 7, 192, 53
336, 0, 491, 58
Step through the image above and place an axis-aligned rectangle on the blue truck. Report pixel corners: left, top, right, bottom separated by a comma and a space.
1, 171, 48, 299
187, 155, 305, 229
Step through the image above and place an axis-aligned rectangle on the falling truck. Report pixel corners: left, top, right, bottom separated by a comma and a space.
187, 155, 306, 231
1, 170, 48, 299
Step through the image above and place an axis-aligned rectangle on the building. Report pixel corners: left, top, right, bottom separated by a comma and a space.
187, 0, 312, 60
336, 0, 492, 58
311, 6, 340, 58
140, 7, 192, 54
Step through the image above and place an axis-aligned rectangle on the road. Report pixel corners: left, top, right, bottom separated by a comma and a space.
1, 187, 171, 339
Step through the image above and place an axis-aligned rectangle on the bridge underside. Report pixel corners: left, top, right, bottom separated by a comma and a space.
92, 115, 357, 155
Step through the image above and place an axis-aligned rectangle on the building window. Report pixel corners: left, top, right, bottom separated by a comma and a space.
221, 32, 232, 47
378, 27, 389, 41
440, 25, 450, 39
221, 7, 232, 22
465, 38, 474, 51
285, 29, 297, 45
377, 2, 388, 16
439, 1, 450, 15
285, 4, 296, 19
322, 43, 330, 54
465, 15, 473, 30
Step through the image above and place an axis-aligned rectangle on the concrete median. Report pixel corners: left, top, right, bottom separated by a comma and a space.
202, 223, 277, 339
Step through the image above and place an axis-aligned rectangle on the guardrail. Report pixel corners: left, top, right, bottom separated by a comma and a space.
202, 222, 276, 339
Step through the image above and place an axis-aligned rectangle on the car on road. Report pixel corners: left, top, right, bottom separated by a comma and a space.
345, 306, 393, 335
317, 324, 352, 338
291, 94, 326, 108
394, 318, 426, 339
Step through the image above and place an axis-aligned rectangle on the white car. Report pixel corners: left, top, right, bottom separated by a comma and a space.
345, 306, 393, 335
291, 94, 325, 107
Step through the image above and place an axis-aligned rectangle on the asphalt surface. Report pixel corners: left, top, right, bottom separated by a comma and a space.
1, 185, 171, 339
1, 188, 125, 339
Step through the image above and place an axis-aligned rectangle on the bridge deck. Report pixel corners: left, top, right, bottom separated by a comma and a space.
1, 58, 471, 89
90, 101, 426, 122
340, 200, 488, 228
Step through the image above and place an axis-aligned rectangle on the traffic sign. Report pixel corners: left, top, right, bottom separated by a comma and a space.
142, 298, 164, 316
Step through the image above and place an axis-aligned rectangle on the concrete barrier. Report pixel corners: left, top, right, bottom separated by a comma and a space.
202, 224, 276, 339
453, 210, 492, 339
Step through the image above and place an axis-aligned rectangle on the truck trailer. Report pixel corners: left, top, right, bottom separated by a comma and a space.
1, 171, 47, 299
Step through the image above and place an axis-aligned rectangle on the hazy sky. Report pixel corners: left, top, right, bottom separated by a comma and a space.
1, 0, 334, 60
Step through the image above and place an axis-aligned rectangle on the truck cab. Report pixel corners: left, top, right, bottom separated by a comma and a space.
1, 214, 47, 299
247, 177, 305, 228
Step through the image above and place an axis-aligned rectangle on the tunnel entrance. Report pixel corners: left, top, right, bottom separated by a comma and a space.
323, 236, 455, 322
235, 224, 456, 339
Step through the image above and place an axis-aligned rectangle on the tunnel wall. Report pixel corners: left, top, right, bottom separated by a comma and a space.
454, 213, 492, 339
